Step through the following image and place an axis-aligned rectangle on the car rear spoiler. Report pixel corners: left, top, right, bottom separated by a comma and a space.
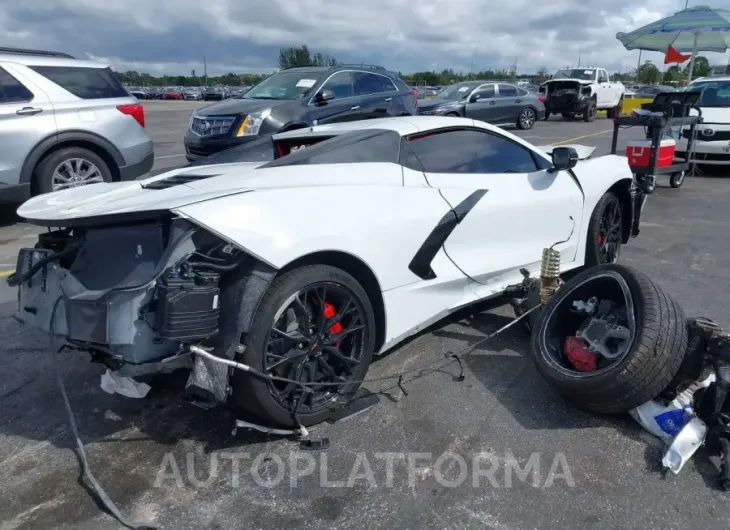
538, 144, 597, 160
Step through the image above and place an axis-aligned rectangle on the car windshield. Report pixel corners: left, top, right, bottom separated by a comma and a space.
243, 71, 322, 100
687, 80, 730, 107
433, 83, 480, 101
553, 69, 596, 81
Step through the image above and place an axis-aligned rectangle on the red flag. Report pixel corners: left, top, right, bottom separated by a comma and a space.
664, 45, 691, 64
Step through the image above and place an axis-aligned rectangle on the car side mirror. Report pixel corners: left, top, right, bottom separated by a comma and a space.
315, 89, 335, 105
550, 147, 579, 172
469, 94, 479, 103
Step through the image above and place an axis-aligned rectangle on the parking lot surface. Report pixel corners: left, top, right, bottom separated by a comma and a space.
1, 104, 730, 529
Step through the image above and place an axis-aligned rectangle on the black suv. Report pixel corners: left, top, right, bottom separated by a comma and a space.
184, 64, 418, 161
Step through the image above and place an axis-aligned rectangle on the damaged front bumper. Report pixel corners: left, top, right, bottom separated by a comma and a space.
10, 217, 266, 405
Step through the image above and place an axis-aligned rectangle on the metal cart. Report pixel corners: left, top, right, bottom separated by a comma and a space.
609, 90, 703, 191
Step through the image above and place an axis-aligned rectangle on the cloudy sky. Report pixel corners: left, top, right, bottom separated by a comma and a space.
1, 0, 728, 75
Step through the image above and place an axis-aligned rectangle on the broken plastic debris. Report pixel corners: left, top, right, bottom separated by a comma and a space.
662, 416, 708, 474
100, 369, 151, 399
630, 373, 716, 442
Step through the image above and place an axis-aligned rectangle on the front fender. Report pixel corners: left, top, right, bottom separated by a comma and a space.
172, 186, 453, 291
571, 154, 636, 261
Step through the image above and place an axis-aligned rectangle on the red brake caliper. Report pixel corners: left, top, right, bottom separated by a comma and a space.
323, 302, 343, 347
597, 233, 603, 245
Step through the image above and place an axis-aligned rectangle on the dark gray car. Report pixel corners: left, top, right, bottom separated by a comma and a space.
417, 81, 545, 130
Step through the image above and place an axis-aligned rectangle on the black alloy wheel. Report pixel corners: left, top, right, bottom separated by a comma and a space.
263, 281, 367, 414
597, 195, 622, 264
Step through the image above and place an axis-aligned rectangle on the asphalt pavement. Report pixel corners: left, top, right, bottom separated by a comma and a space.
1, 105, 730, 529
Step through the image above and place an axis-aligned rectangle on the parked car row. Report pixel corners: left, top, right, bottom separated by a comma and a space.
126, 85, 251, 101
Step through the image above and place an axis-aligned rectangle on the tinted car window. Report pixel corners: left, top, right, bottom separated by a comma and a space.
0, 67, 34, 103
407, 129, 539, 174
321, 71, 355, 99
262, 129, 401, 168
498, 84, 518, 97
353, 72, 393, 96
29, 66, 129, 99
474, 86, 495, 99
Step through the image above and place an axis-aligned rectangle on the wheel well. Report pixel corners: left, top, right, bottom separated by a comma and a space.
281, 251, 387, 352
31, 140, 120, 194
607, 179, 633, 243
279, 123, 308, 132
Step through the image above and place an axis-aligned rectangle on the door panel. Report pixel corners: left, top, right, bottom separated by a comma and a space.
0, 66, 56, 187
496, 84, 522, 122
464, 85, 499, 122
405, 128, 583, 291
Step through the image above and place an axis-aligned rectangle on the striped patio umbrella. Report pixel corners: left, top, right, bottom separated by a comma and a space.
616, 5, 730, 81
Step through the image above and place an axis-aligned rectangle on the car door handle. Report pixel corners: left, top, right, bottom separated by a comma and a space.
515, 99, 522, 103
351, 105, 360, 110
16, 107, 42, 116
489, 101, 496, 105
384, 97, 392, 102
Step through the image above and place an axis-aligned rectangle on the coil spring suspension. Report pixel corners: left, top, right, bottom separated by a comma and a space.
539, 247, 561, 305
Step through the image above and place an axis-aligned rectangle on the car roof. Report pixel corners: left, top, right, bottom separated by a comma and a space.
273, 116, 480, 140
0, 53, 109, 69
691, 76, 730, 83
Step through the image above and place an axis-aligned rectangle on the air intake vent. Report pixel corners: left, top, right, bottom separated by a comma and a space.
142, 174, 220, 190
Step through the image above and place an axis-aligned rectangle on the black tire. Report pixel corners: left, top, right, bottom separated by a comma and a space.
228, 264, 376, 427
445, 112, 461, 117
584, 192, 623, 267
670, 171, 685, 188
583, 99, 597, 122
516, 107, 536, 130
34, 146, 113, 196
531, 264, 688, 414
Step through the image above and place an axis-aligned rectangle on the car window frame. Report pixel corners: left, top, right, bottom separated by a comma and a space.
352, 71, 398, 97
598, 69, 609, 83
28, 65, 127, 100
402, 126, 546, 175
471, 84, 496, 101
308, 69, 398, 105
0, 66, 35, 104
497, 83, 519, 97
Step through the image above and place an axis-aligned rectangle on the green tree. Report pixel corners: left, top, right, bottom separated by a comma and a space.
684, 55, 710, 77
637, 60, 661, 84
277, 45, 338, 69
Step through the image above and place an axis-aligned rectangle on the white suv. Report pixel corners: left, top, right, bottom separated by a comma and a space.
0, 47, 154, 205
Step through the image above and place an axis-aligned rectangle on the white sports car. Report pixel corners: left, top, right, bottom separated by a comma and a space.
10, 116, 646, 427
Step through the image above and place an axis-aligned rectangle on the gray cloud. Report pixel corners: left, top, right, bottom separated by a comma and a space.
0, 0, 727, 75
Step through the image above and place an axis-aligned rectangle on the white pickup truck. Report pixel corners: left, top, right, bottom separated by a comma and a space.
540, 67, 625, 122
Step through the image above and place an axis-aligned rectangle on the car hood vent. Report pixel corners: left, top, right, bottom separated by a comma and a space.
141, 173, 221, 190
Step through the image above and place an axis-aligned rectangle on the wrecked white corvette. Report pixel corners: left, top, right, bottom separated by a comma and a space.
9, 116, 647, 427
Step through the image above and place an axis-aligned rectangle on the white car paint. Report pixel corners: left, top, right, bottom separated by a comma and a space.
16, 116, 636, 354
677, 106, 730, 166
543, 67, 624, 110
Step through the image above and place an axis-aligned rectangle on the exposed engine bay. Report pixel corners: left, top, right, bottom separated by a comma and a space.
11, 217, 265, 404
541, 81, 592, 114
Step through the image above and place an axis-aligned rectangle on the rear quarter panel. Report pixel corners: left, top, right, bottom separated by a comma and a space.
173, 185, 454, 291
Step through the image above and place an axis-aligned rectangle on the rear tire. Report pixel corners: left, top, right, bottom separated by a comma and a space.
228, 264, 376, 427
531, 264, 688, 414
585, 192, 623, 267
34, 146, 113, 196
516, 107, 536, 130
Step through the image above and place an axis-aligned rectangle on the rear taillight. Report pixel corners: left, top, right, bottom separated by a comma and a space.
117, 103, 145, 128
409, 88, 418, 112
538, 96, 545, 103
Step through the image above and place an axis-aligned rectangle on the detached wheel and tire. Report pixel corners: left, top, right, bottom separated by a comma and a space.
585, 192, 624, 267
229, 265, 376, 427
516, 107, 536, 130
35, 147, 112, 195
583, 99, 597, 122
531, 264, 688, 414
